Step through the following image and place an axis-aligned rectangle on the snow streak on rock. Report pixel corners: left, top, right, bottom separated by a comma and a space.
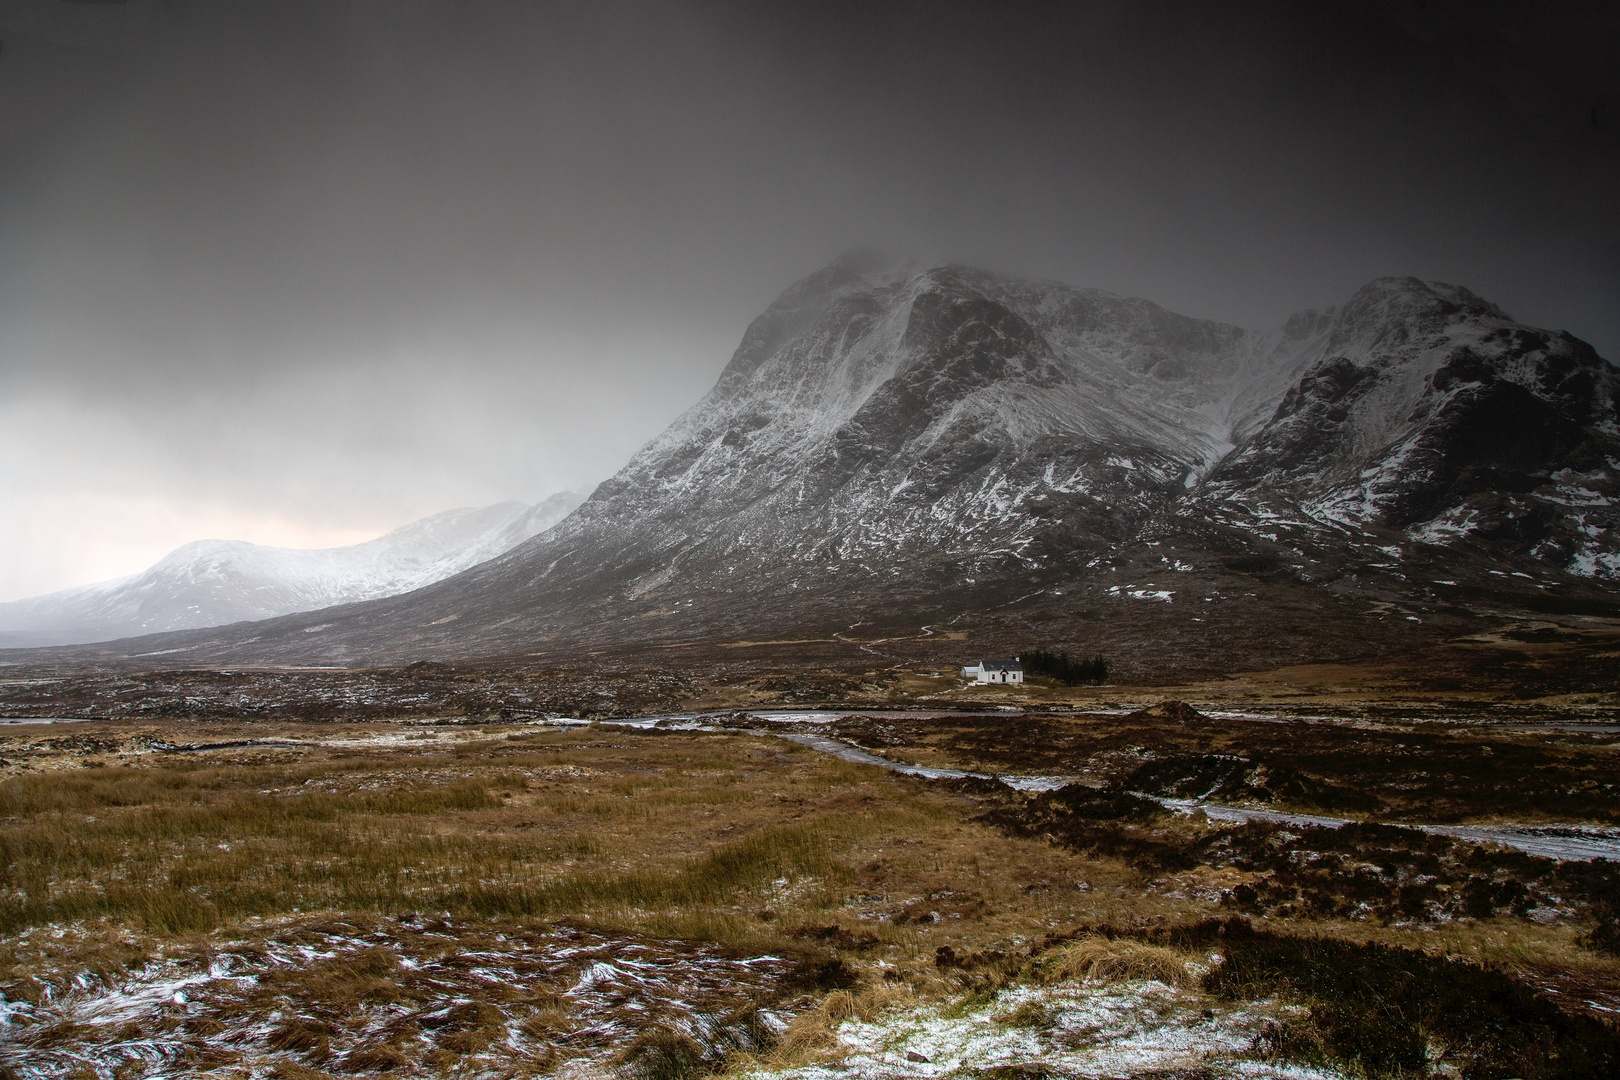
503, 258, 1619, 617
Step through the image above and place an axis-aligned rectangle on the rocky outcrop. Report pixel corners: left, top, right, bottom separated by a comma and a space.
1208, 277, 1620, 572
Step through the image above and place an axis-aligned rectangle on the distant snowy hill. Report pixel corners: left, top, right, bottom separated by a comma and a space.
0, 492, 583, 647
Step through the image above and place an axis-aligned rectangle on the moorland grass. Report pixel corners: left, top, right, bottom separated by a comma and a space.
5, 722, 1615, 1080
1, 799, 853, 933
0, 731, 965, 938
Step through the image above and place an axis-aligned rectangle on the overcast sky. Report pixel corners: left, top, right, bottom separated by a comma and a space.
0, 0, 1616, 601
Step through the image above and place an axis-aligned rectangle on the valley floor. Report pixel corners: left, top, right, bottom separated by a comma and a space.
0, 673, 1617, 1079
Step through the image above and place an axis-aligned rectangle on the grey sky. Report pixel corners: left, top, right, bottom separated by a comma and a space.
1, 0, 1616, 600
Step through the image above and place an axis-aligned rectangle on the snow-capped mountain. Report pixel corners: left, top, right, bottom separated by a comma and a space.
0, 492, 583, 647
487, 255, 1617, 596
17, 255, 1618, 673
1208, 277, 1620, 574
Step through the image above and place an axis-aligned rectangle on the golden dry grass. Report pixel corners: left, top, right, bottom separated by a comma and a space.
3, 719, 1602, 985
0, 722, 1157, 976
0, 732, 842, 933
736, 983, 916, 1070
1030, 935, 1201, 988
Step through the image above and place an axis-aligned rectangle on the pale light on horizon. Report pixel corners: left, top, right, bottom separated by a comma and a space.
0, 488, 398, 603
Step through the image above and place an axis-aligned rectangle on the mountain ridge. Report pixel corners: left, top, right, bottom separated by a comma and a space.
8, 258, 1617, 675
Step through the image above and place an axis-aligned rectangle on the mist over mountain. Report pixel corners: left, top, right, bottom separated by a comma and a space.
3, 2, 1617, 616
15, 257, 1619, 675
0, 493, 582, 648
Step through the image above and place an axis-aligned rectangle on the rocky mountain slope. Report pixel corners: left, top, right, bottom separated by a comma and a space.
0, 493, 582, 647
17, 255, 1619, 674
1207, 279, 1619, 573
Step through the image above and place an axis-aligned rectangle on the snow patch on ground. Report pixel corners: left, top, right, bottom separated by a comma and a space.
1109, 585, 1174, 601
1408, 505, 1478, 545
1569, 548, 1620, 578
743, 981, 1345, 1080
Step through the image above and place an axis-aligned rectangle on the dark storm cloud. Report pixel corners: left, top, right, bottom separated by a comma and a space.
0, 0, 1616, 597
734, 0, 1620, 337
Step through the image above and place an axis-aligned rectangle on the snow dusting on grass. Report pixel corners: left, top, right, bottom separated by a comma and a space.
748, 979, 1344, 1080
1, 917, 798, 1079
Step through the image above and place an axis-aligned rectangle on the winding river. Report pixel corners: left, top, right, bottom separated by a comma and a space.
598, 710, 1620, 863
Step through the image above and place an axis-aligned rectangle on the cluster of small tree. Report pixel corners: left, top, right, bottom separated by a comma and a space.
1023, 648, 1109, 685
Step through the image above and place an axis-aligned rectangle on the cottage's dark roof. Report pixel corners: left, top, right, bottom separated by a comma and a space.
980, 658, 1022, 671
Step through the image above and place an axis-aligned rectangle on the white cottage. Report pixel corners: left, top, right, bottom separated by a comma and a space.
961, 658, 1023, 684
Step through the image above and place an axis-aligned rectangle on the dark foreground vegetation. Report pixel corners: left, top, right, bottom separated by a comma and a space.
1165, 919, 1618, 1080
975, 783, 1620, 931
931, 916, 1620, 1079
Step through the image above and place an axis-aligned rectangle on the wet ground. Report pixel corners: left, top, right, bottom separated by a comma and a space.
595, 706, 1620, 860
